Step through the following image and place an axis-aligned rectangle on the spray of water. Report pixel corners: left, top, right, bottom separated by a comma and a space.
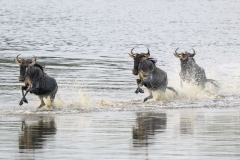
68, 89, 93, 109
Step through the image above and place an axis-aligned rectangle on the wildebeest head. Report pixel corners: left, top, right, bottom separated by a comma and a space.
129, 47, 150, 75
14, 54, 36, 82
174, 48, 196, 65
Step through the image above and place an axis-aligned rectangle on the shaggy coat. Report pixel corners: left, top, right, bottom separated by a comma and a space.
129, 48, 178, 102
15, 55, 58, 108
174, 48, 219, 88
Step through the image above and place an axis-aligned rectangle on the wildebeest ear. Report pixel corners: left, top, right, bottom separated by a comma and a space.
28, 60, 36, 66
173, 53, 181, 58
28, 55, 36, 66
129, 53, 135, 59
143, 53, 150, 60
14, 59, 21, 65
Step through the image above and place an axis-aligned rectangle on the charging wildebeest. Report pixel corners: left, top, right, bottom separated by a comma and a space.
129, 47, 178, 102
15, 55, 58, 108
174, 48, 219, 88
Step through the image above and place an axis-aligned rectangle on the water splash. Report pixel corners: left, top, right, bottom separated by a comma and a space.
99, 99, 124, 107
68, 89, 93, 109
38, 94, 64, 109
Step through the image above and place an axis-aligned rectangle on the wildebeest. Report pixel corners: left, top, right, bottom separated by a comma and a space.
15, 55, 58, 108
174, 48, 219, 88
129, 47, 178, 102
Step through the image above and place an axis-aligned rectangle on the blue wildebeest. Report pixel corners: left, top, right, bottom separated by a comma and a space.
174, 48, 219, 88
129, 48, 178, 102
15, 55, 58, 108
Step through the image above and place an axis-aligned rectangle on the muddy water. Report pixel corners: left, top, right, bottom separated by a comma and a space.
0, 0, 240, 159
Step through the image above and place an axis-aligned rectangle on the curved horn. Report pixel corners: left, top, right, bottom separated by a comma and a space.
146, 48, 150, 54
188, 48, 196, 57
143, 48, 150, 59
174, 48, 181, 58
175, 48, 180, 54
131, 47, 135, 55
129, 47, 136, 59
192, 48, 196, 56
29, 55, 36, 66
14, 54, 21, 65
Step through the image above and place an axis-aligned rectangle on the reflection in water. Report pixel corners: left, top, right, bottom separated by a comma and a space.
132, 112, 167, 147
180, 112, 196, 135
19, 118, 56, 150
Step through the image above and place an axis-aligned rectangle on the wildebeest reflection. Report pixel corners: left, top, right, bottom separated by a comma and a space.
132, 113, 167, 142
15, 54, 58, 108
19, 118, 56, 150
174, 48, 219, 89
180, 113, 196, 135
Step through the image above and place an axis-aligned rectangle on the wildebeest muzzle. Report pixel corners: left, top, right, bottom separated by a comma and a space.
132, 69, 138, 75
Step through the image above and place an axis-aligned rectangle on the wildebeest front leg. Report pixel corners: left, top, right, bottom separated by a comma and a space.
179, 72, 184, 88
19, 89, 30, 106
135, 79, 144, 94
28, 83, 40, 94
21, 86, 28, 103
143, 89, 153, 102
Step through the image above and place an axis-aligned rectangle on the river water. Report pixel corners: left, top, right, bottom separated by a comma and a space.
0, 0, 240, 159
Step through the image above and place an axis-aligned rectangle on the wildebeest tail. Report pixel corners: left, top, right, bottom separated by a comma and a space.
167, 87, 178, 96
206, 79, 220, 88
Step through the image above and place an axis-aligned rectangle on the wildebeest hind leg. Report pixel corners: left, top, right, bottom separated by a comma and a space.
143, 89, 153, 102
38, 96, 45, 109
50, 93, 57, 107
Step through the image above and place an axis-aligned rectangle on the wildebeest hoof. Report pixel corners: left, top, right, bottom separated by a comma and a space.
135, 89, 139, 94
143, 98, 148, 102
19, 100, 23, 106
135, 88, 144, 94
23, 98, 28, 103
139, 88, 144, 93
38, 104, 45, 109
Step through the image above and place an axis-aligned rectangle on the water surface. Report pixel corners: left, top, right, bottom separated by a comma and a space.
1, 110, 240, 159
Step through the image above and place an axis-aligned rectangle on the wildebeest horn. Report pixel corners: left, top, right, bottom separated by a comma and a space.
174, 48, 181, 58
192, 48, 196, 56
188, 48, 196, 57
129, 47, 136, 59
29, 55, 36, 66
14, 54, 21, 65
142, 48, 150, 59
146, 48, 150, 55
131, 47, 135, 55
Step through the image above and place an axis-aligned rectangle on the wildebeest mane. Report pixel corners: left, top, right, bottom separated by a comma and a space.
33, 63, 44, 72
147, 58, 157, 65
